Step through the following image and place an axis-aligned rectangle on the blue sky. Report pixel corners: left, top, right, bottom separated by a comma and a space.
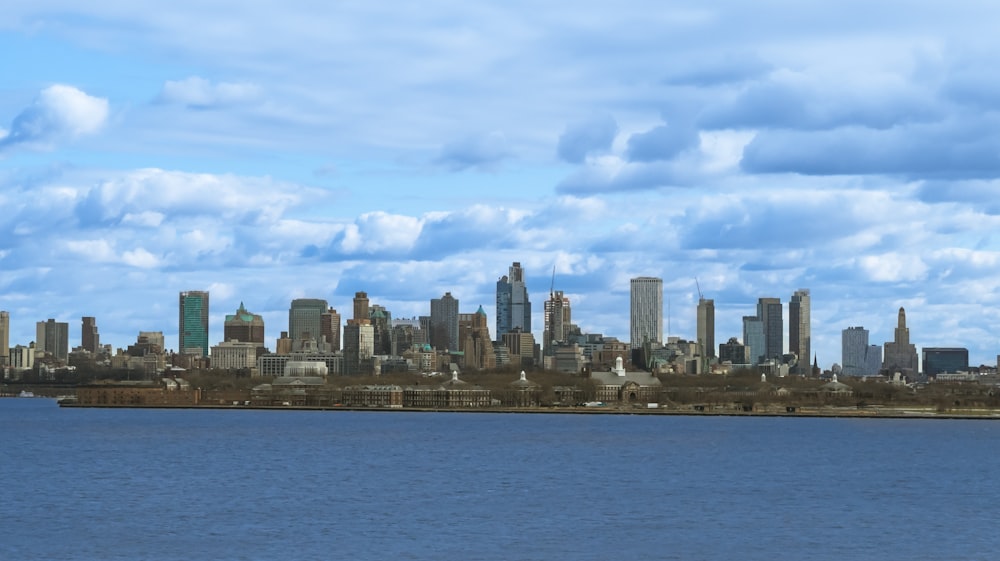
3, 1, 1000, 367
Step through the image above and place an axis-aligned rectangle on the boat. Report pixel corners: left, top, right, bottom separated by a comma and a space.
18, 390, 35, 398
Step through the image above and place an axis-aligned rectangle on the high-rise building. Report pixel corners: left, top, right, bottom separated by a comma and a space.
288, 298, 328, 349
543, 290, 571, 355
430, 292, 459, 351
460, 306, 495, 370
353, 291, 370, 322
719, 337, 750, 366
369, 305, 392, 355
742, 316, 764, 365
179, 291, 210, 356
789, 289, 810, 374
224, 303, 265, 345
757, 297, 783, 362
81, 316, 100, 355
343, 319, 374, 376
883, 307, 918, 375
0, 310, 9, 366
36, 318, 69, 362
842, 326, 870, 376
321, 308, 341, 351
630, 277, 663, 349
495, 262, 531, 340
696, 298, 715, 359
922, 348, 969, 377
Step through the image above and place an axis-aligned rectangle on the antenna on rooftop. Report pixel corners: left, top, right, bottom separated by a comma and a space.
550, 264, 556, 298
695, 277, 703, 300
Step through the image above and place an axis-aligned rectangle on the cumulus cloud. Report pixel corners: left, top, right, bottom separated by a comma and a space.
0, 85, 109, 150
435, 131, 510, 171
662, 52, 773, 87
158, 76, 261, 108
556, 114, 618, 163
625, 119, 699, 162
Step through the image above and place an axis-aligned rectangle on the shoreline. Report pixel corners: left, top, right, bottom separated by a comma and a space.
56, 401, 1000, 420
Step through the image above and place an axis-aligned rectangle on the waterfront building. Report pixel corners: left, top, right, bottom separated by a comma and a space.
543, 290, 571, 356
81, 316, 100, 355
36, 318, 69, 362
696, 297, 715, 360
757, 297, 783, 363
340, 385, 404, 408
591, 356, 663, 403
495, 261, 531, 340
842, 327, 883, 377
742, 316, 764, 365
789, 289, 810, 374
630, 277, 663, 349
0, 310, 8, 367
430, 292, 459, 351
224, 303, 265, 346
179, 290, 209, 356
883, 307, 918, 375
922, 347, 969, 377
499, 371, 540, 407
288, 298, 328, 350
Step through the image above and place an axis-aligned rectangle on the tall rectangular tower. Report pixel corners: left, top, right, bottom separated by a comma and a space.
353, 292, 370, 322
696, 298, 715, 359
0, 311, 10, 366
430, 292, 459, 351
321, 308, 341, 351
179, 290, 210, 356
841, 326, 870, 377
789, 289, 810, 374
543, 290, 571, 356
757, 297, 783, 362
81, 316, 100, 354
36, 319, 69, 362
742, 316, 764, 365
630, 277, 663, 349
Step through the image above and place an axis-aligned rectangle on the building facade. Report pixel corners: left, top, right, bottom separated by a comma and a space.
789, 289, 810, 374
179, 290, 210, 356
0, 311, 8, 366
742, 316, 764, 365
430, 292, 459, 351
842, 326, 882, 376
922, 347, 969, 377
36, 319, 69, 362
757, 297, 783, 363
630, 277, 663, 349
495, 261, 531, 340
696, 298, 715, 359
321, 308, 341, 351
883, 307, 918, 375
288, 298, 328, 350
224, 302, 265, 345
81, 316, 100, 355
543, 290, 571, 356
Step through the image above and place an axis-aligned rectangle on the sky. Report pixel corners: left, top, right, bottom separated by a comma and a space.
3, 1, 1000, 368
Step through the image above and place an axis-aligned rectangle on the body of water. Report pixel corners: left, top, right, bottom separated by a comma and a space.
2, 398, 998, 560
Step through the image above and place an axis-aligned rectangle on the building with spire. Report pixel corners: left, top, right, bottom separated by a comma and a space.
883, 307, 918, 375
495, 262, 531, 341
224, 303, 265, 345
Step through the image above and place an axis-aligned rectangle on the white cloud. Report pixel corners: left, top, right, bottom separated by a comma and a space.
159, 76, 261, 108
858, 253, 929, 282
0, 84, 109, 149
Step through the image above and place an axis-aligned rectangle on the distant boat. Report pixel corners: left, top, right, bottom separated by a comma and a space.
18, 390, 35, 398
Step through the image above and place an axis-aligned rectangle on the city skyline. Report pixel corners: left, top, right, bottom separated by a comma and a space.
4, 3, 1000, 367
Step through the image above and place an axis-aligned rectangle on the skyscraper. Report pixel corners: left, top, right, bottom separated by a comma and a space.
343, 319, 374, 376
757, 297, 783, 362
883, 307, 918, 375
81, 316, 100, 354
430, 292, 459, 351
543, 290, 571, 356
696, 297, 715, 359
321, 308, 341, 351
0, 311, 10, 366
630, 277, 663, 349
742, 315, 764, 365
179, 291, 209, 356
353, 291, 370, 322
36, 318, 69, 362
224, 303, 265, 345
789, 289, 810, 374
842, 326, 870, 376
288, 298, 328, 349
496, 262, 531, 340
